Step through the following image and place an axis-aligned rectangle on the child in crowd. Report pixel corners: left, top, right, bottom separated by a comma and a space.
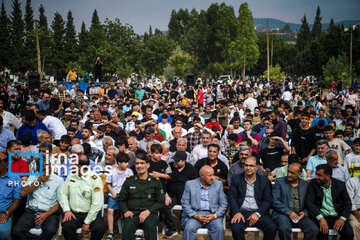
344, 138, 360, 177
52, 135, 71, 157
323, 125, 352, 165
105, 152, 133, 240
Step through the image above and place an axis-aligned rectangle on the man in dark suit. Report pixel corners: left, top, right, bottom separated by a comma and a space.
306, 164, 354, 240
228, 156, 276, 240
272, 162, 319, 240
181, 165, 227, 240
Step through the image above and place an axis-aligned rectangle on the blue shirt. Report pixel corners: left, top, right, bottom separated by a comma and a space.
311, 117, 329, 126
0, 174, 22, 213
25, 174, 64, 211
17, 122, 49, 145
38, 101, 50, 111
0, 128, 15, 152
199, 179, 210, 211
306, 155, 327, 178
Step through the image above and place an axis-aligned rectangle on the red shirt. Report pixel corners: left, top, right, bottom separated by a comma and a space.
11, 158, 29, 175
154, 132, 165, 142
196, 90, 204, 105
205, 122, 222, 131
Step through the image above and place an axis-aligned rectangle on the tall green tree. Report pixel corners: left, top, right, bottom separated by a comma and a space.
24, 0, 36, 71
51, 12, 65, 71
64, 10, 77, 62
312, 6, 322, 38
24, 0, 33, 32
0, 0, 10, 70
38, 4, 47, 28
37, 4, 51, 73
214, 3, 239, 76
88, 9, 103, 52
78, 21, 88, 55
296, 15, 311, 51
142, 31, 174, 76
235, 2, 259, 80
9, 0, 25, 73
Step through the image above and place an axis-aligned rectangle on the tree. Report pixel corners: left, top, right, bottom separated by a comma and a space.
88, 9, 103, 51
235, 2, 259, 80
164, 45, 197, 78
214, 3, 239, 76
312, 6, 322, 38
323, 55, 352, 87
9, 0, 25, 73
142, 32, 174, 76
51, 12, 65, 71
78, 21, 88, 56
64, 10, 77, 62
263, 64, 285, 82
0, 0, 10, 70
24, 0, 33, 32
38, 4, 47, 28
24, 0, 36, 71
296, 15, 311, 51
281, 24, 292, 33
37, 4, 51, 73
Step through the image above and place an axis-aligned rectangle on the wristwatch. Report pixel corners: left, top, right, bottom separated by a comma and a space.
255, 212, 262, 218
214, 214, 218, 219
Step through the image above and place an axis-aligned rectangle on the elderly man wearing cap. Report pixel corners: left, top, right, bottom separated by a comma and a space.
163, 151, 198, 238
138, 127, 160, 152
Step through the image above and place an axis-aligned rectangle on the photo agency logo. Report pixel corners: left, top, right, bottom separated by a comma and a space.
8, 150, 112, 187
8, 151, 43, 177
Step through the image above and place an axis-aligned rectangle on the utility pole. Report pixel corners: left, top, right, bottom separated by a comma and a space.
271, 38, 274, 67
350, 26, 353, 84
35, 20, 41, 81
267, 20, 270, 82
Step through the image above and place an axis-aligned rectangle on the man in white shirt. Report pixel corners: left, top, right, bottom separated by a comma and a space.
281, 87, 292, 103
346, 175, 360, 240
243, 93, 258, 114
0, 98, 21, 130
37, 110, 67, 146
159, 114, 172, 140
191, 131, 212, 164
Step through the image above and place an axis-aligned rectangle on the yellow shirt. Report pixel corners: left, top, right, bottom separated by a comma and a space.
68, 71, 77, 81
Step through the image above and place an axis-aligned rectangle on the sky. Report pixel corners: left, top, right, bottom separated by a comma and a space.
4, 0, 360, 34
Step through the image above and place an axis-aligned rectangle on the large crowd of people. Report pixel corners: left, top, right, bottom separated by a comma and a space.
0, 75, 360, 240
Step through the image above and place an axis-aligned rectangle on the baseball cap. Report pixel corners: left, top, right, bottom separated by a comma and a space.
173, 151, 187, 162
132, 112, 139, 116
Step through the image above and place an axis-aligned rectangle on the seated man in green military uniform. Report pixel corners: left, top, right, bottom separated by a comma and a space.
118, 151, 165, 240
59, 154, 105, 240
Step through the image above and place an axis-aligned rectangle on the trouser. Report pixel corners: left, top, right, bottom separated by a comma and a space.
61, 212, 105, 240
273, 214, 319, 240
0, 217, 11, 240
162, 194, 181, 232
316, 216, 353, 240
122, 213, 159, 240
182, 210, 224, 240
13, 208, 59, 240
230, 210, 277, 240
349, 213, 360, 240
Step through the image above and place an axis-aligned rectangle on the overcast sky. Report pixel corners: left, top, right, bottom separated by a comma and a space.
4, 0, 360, 34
